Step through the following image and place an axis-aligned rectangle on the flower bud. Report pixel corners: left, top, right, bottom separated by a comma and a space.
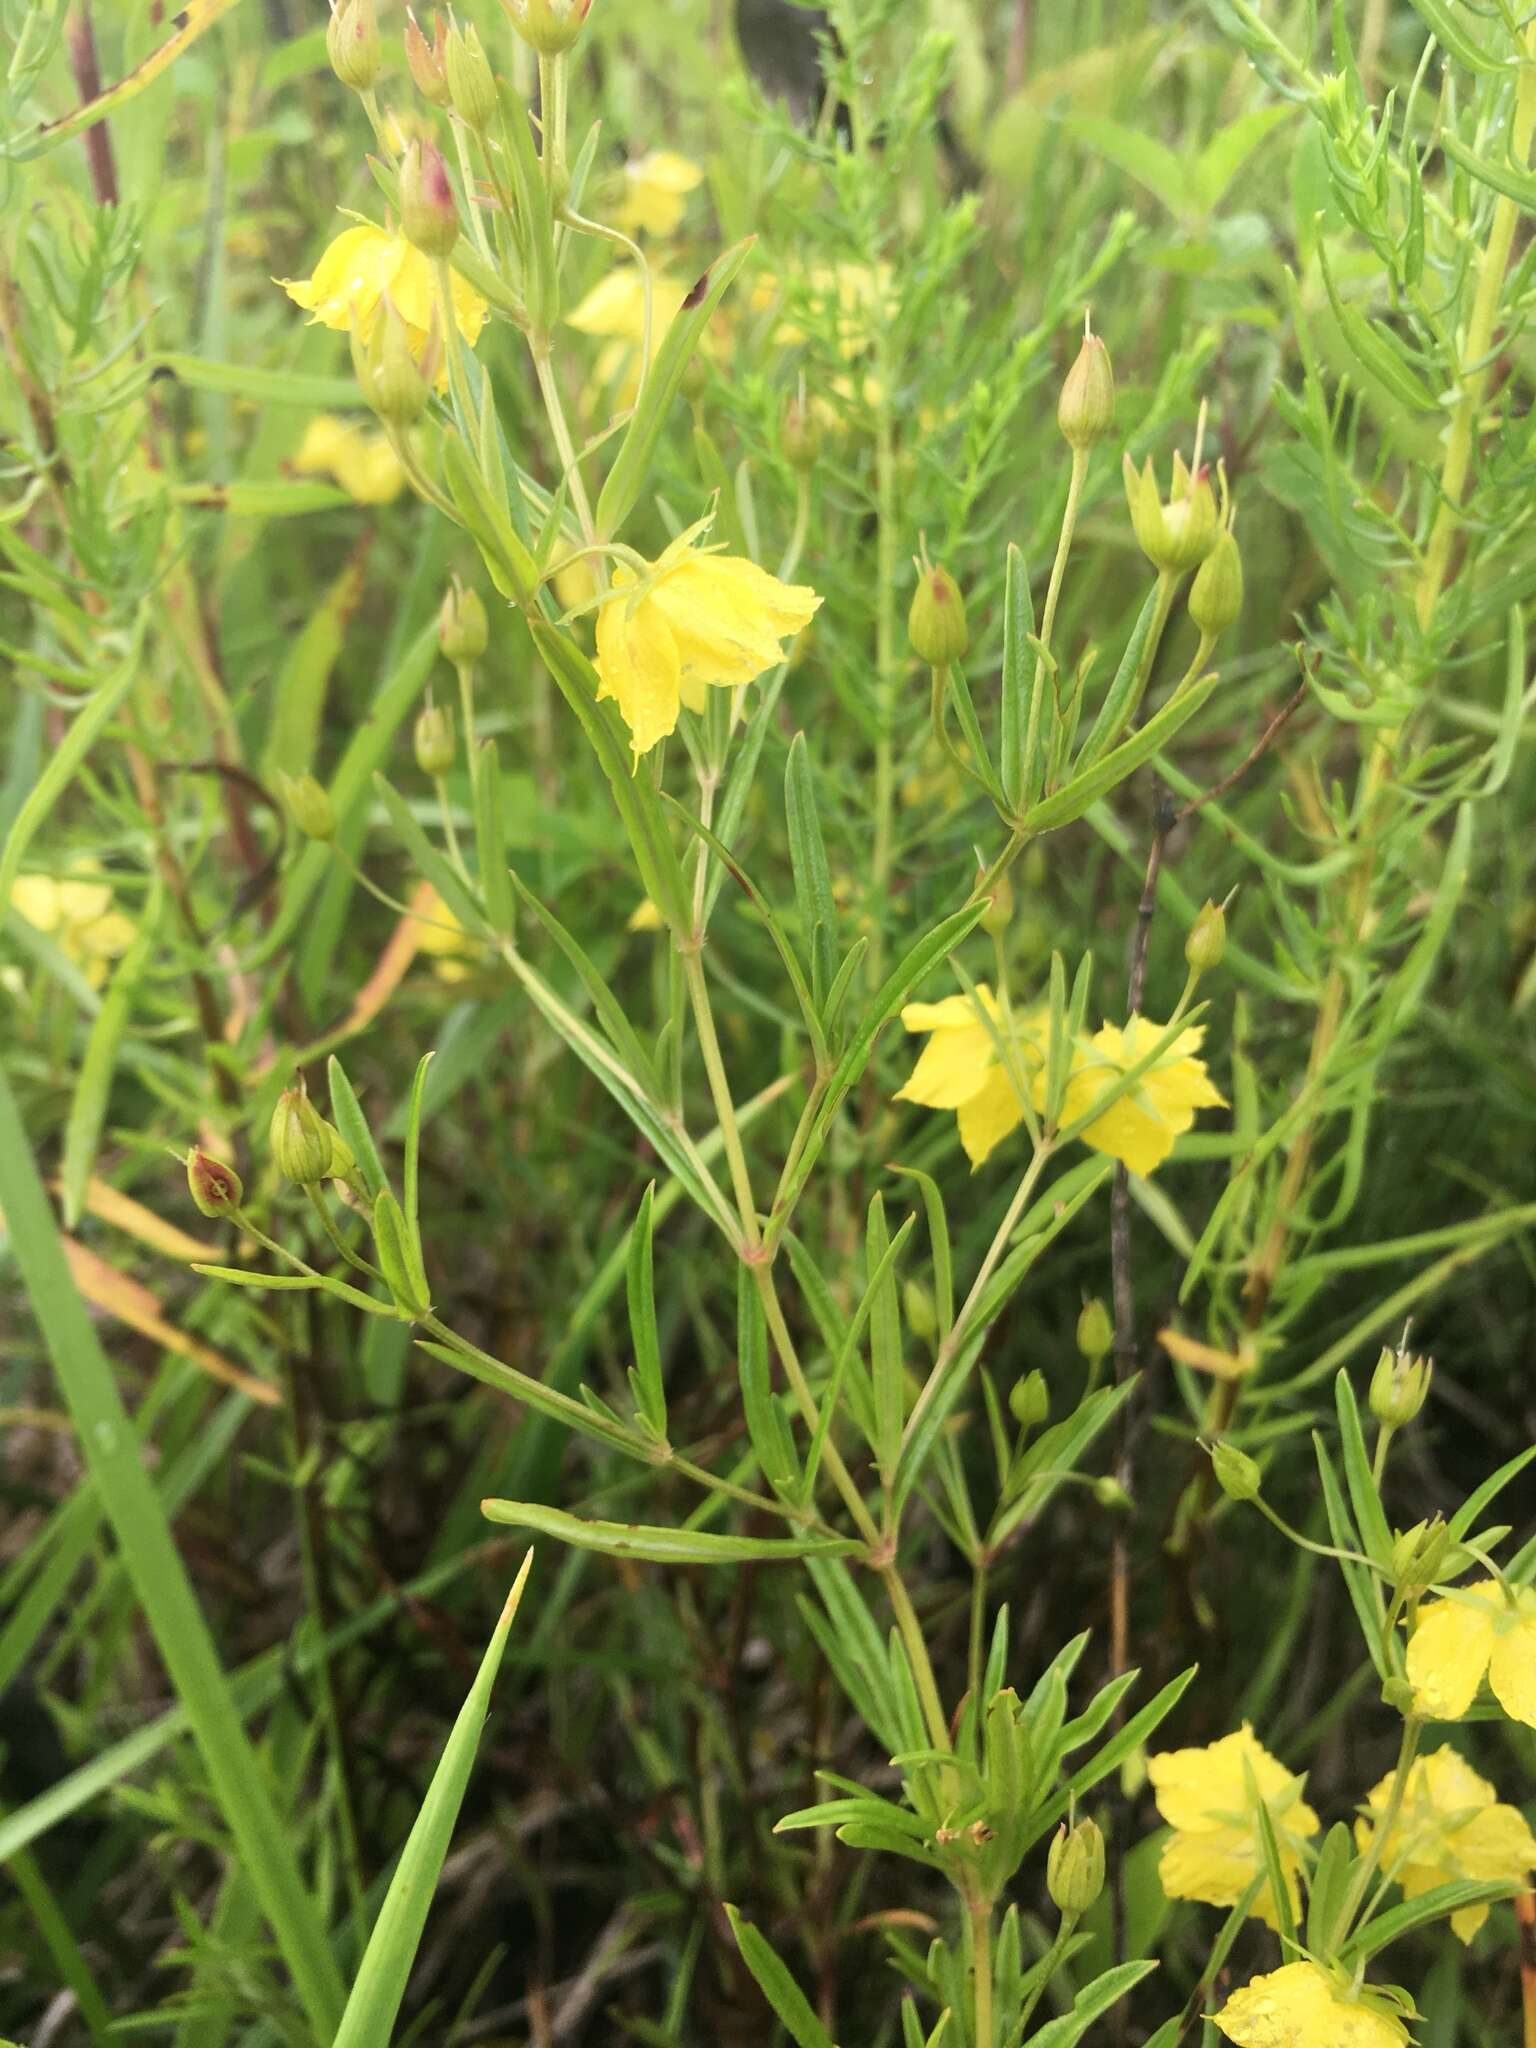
1188, 528, 1244, 638
1123, 452, 1219, 576
1009, 1369, 1049, 1429
1369, 1345, 1432, 1428
506, 0, 592, 55
1391, 1516, 1450, 1596
405, 7, 451, 103
1058, 324, 1115, 451
979, 867, 1014, 937
277, 770, 335, 842
187, 1148, 243, 1218
326, 0, 380, 92
270, 1085, 340, 1186
1185, 899, 1226, 975
1076, 1297, 1113, 1363
1380, 1674, 1417, 1717
414, 701, 456, 777
445, 21, 498, 130
903, 1277, 937, 1344
1047, 1818, 1105, 1915
908, 564, 968, 667
1209, 1439, 1262, 1503
439, 579, 489, 664
399, 139, 459, 259
354, 298, 435, 427
782, 395, 823, 472
1093, 1475, 1132, 1511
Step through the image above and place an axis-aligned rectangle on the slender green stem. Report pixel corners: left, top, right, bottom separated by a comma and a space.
883, 1561, 950, 1754
1015, 1915, 1077, 2036
753, 1268, 880, 1547
968, 1889, 994, 2048
1252, 1495, 1385, 1574
681, 950, 759, 1251
1332, 1716, 1421, 1946
531, 341, 597, 545
449, 119, 493, 262
305, 1187, 384, 1285
1033, 446, 1088, 706
903, 1147, 1051, 1454
868, 380, 898, 984
1416, 28, 1536, 630
968, 1554, 988, 1714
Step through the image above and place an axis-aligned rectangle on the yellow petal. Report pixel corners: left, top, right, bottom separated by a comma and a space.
956, 1063, 1028, 1166
10, 875, 63, 932
895, 1020, 996, 1111
1215, 1963, 1407, 2048
595, 589, 683, 758
1406, 1585, 1499, 1720
77, 911, 137, 961
1487, 1613, 1536, 1727
650, 553, 821, 690
567, 268, 686, 341
53, 878, 114, 926
1158, 1825, 1258, 1910
279, 225, 402, 332
901, 987, 998, 1034
387, 242, 488, 347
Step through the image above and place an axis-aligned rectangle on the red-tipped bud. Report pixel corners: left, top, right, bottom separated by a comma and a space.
399, 139, 459, 259
187, 1149, 243, 1218
404, 8, 451, 104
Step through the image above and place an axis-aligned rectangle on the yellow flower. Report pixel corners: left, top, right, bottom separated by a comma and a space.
1355, 1745, 1536, 1942
895, 985, 1042, 1167
1147, 1724, 1319, 1930
292, 415, 406, 505
1406, 1579, 1536, 1727
1214, 1963, 1409, 2048
1058, 1016, 1226, 1177
10, 870, 136, 988
895, 996, 1224, 1175
566, 266, 688, 410
412, 885, 476, 982
627, 896, 665, 933
593, 516, 821, 758
278, 224, 487, 373
614, 151, 704, 237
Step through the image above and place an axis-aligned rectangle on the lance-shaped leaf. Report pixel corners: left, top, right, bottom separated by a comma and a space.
479, 1500, 856, 1563
333, 1555, 533, 2047
725, 1907, 839, 2048
595, 238, 755, 538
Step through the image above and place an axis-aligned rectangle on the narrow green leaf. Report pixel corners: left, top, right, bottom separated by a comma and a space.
1335, 1370, 1393, 1566
595, 238, 755, 538
725, 1906, 838, 2048
889, 1164, 953, 1344
328, 1056, 389, 1202
478, 1499, 855, 1563
60, 919, 149, 1226
0, 1071, 346, 2037
0, 636, 141, 908
473, 740, 515, 938
785, 731, 837, 1010
626, 1184, 667, 1437
999, 541, 1036, 810
867, 1193, 905, 1481
333, 1554, 533, 2048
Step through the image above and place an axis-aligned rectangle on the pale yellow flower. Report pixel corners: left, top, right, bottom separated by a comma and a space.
627, 897, 665, 933
278, 224, 487, 377
1214, 1963, 1408, 2048
1058, 1016, 1226, 1177
593, 515, 821, 758
895, 996, 1224, 1175
566, 266, 688, 410
1406, 1579, 1536, 1726
1355, 1745, 1536, 1942
10, 870, 136, 988
1147, 1724, 1319, 1930
895, 986, 1042, 1168
293, 415, 406, 505
412, 885, 476, 982
614, 151, 704, 237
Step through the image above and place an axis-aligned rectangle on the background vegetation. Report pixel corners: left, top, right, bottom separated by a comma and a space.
2, 0, 1535, 2042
